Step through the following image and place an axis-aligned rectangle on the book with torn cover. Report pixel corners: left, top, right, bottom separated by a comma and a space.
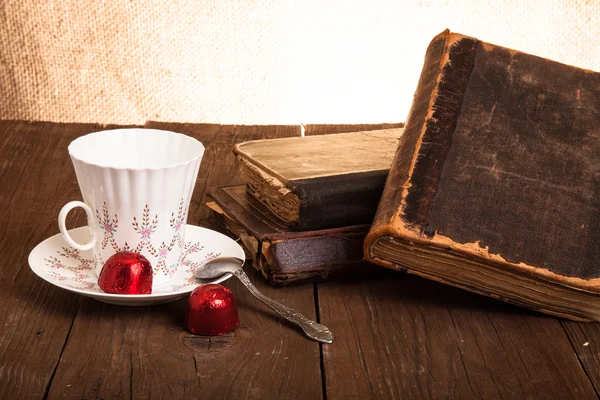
232, 128, 404, 231
207, 186, 369, 285
364, 29, 600, 321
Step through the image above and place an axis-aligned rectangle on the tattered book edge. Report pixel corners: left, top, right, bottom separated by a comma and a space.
365, 247, 593, 323
365, 224, 600, 295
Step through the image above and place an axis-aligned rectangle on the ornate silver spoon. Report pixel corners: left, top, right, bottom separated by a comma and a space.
193, 257, 333, 344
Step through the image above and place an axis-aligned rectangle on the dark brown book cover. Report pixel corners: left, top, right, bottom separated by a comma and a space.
364, 30, 600, 321
208, 186, 369, 285
232, 128, 404, 231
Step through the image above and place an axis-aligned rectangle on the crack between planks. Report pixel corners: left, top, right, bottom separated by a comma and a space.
129, 351, 134, 400
446, 307, 481, 399
314, 283, 327, 400
559, 321, 600, 399
42, 299, 81, 400
469, 319, 518, 397
193, 355, 201, 396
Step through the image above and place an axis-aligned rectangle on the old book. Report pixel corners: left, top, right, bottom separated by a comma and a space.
207, 185, 369, 285
232, 128, 404, 231
364, 29, 600, 321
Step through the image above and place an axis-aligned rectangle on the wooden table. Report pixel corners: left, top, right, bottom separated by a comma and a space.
1, 120, 599, 399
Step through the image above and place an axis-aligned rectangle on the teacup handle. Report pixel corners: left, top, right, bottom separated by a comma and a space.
58, 201, 97, 251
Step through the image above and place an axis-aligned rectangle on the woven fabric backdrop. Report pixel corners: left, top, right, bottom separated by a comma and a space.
1, 0, 598, 125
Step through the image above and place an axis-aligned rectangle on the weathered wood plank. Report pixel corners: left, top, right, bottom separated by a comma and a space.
0, 121, 136, 399
318, 273, 599, 399
47, 123, 322, 399
561, 321, 600, 395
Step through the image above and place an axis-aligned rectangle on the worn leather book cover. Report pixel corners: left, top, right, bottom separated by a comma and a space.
232, 128, 404, 231
364, 29, 600, 321
208, 186, 369, 285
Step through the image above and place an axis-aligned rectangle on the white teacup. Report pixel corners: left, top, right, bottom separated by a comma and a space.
58, 128, 204, 286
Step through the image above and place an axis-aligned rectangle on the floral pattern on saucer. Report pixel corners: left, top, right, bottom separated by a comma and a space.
29, 225, 243, 306
44, 243, 221, 294
44, 246, 97, 291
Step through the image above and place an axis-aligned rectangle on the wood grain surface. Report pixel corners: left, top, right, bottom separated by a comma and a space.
561, 321, 600, 395
1, 120, 599, 400
318, 273, 599, 400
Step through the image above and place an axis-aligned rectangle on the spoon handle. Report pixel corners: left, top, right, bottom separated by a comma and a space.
233, 269, 333, 344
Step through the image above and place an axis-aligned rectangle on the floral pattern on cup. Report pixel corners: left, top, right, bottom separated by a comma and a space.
95, 199, 188, 276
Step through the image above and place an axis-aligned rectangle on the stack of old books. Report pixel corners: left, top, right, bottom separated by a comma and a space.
209, 29, 600, 322
207, 127, 404, 284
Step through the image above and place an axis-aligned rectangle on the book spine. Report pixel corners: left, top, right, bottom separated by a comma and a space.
402, 34, 477, 232
261, 230, 368, 284
289, 170, 389, 231
261, 262, 369, 285
365, 30, 478, 256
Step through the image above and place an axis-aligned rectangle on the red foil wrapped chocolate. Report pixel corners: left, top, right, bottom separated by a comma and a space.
98, 251, 153, 294
185, 284, 239, 335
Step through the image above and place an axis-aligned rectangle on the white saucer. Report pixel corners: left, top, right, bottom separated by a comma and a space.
28, 225, 244, 306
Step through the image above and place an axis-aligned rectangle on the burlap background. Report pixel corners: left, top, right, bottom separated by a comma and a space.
1, 0, 598, 125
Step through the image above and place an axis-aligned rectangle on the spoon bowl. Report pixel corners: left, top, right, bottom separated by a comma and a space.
193, 256, 244, 281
